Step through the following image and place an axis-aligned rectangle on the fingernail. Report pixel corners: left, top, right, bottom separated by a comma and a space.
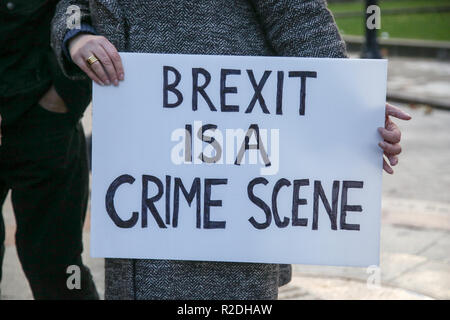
114, 80, 119, 86
379, 142, 386, 148
105, 80, 111, 85
119, 73, 124, 80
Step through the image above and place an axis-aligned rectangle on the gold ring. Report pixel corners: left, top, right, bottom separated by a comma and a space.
86, 54, 99, 65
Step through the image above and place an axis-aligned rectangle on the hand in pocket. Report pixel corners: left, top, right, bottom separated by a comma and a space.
38, 85, 69, 114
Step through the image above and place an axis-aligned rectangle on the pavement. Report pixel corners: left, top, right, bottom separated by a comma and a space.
386, 56, 450, 109
1, 55, 449, 300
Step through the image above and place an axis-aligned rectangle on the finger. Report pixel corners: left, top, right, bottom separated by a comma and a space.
75, 57, 104, 85
386, 103, 412, 120
93, 46, 119, 86
379, 141, 402, 155
383, 157, 394, 174
100, 39, 124, 81
86, 54, 110, 85
385, 116, 399, 130
387, 154, 398, 166
378, 126, 401, 144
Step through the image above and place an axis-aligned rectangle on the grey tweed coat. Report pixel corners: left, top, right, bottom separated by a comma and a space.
51, 0, 347, 300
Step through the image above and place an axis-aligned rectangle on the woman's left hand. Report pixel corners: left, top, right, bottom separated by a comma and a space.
378, 103, 412, 174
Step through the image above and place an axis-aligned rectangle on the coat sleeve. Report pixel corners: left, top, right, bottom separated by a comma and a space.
51, 0, 92, 80
249, 0, 348, 58
49, 0, 93, 122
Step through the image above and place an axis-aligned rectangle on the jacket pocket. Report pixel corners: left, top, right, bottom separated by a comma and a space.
34, 100, 73, 129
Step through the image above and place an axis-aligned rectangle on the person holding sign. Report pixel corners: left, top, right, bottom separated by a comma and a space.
51, 0, 410, 299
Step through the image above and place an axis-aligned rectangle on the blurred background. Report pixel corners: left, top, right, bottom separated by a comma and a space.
1, 0, 449, 299
331, 0, 449, 42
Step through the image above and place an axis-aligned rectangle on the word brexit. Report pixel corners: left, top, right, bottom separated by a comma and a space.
163, 66, 317, 116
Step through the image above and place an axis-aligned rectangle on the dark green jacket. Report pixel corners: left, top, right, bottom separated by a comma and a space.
0, 0, 91, 126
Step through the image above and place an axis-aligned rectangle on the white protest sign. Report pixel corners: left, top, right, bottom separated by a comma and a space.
91, 52, 387, 266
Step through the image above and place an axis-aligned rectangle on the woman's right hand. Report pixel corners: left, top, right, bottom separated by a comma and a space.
69, 34, 124, 86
